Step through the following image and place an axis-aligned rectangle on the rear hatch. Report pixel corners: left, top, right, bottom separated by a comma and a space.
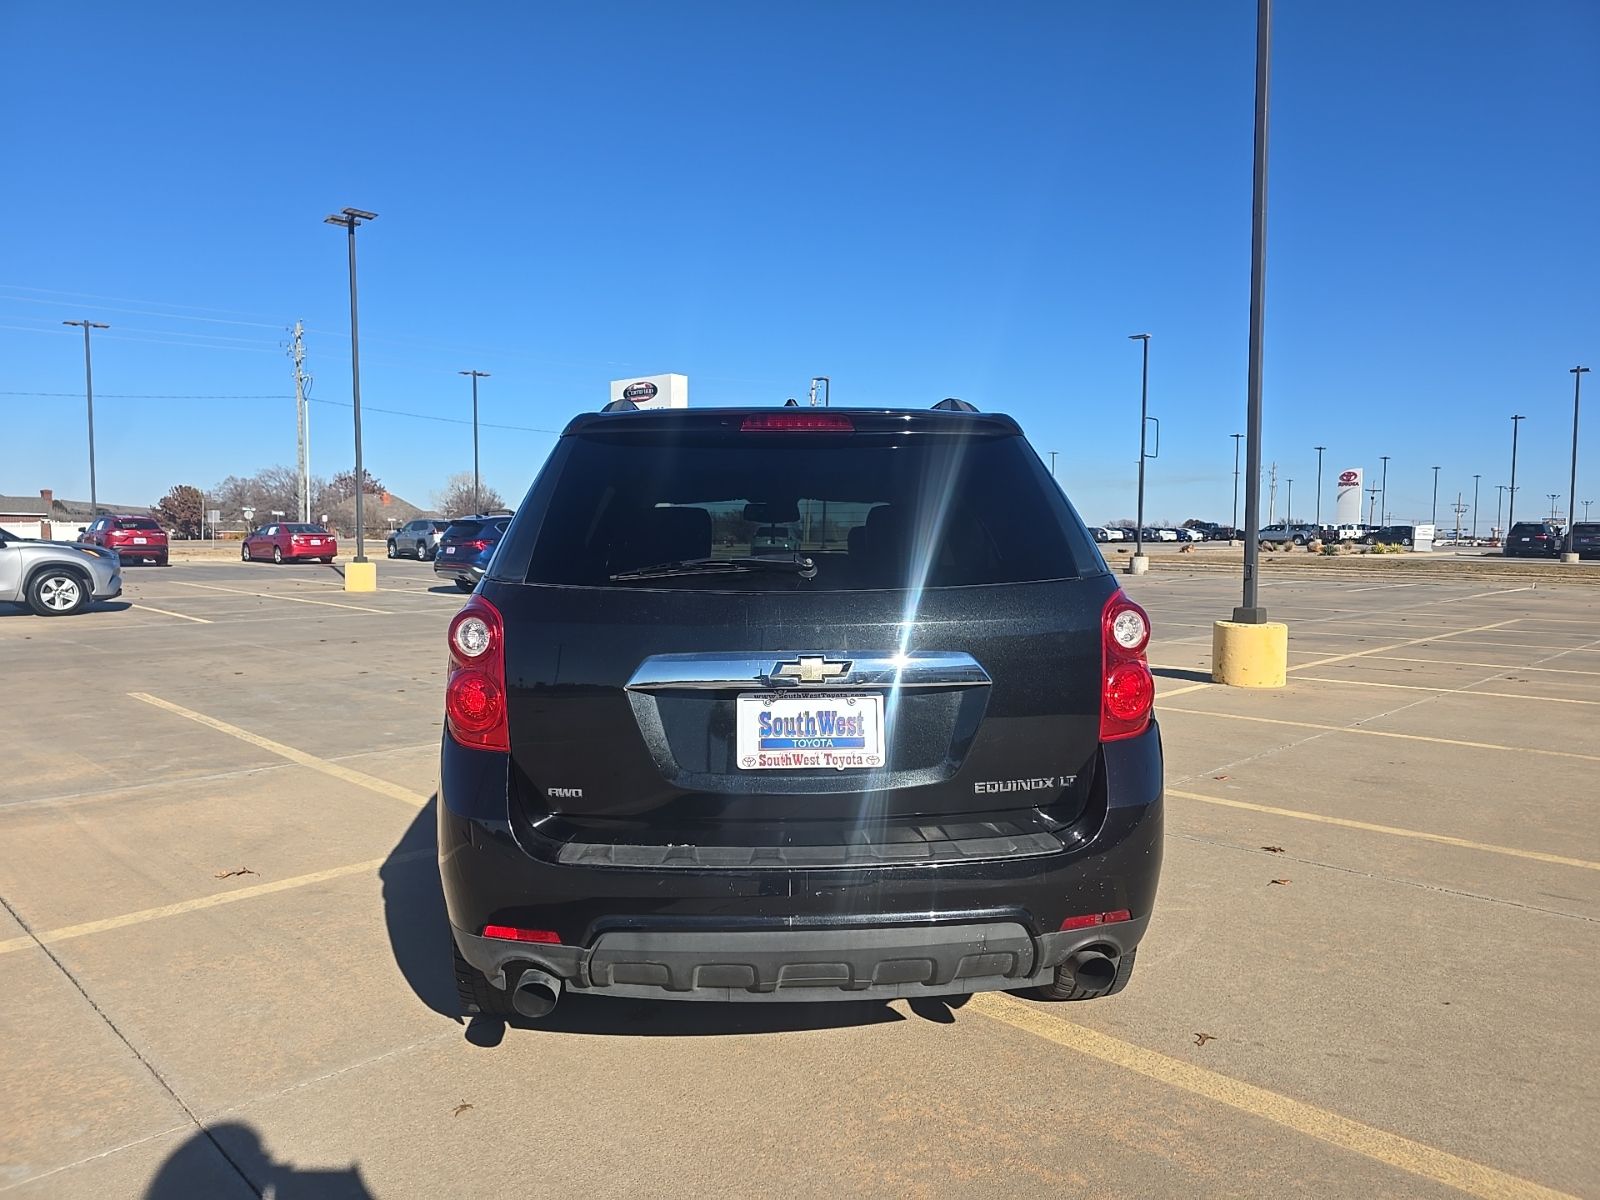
482, 409, 1117, 850
107, 519, 166, 548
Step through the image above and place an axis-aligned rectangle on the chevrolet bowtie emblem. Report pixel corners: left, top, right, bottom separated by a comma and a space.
769, 656, 852, 685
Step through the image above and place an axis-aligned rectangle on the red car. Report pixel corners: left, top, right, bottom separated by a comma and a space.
79, 514, 170, 565
242, 522, 338, 564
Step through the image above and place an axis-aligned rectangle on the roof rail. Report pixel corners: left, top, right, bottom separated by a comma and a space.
601, 398, 638, 412
932, 397, 978, 412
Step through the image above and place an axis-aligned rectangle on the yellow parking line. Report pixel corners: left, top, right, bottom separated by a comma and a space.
1160, 706, 1600, 764
162, 579, 390, 614
0, 853, 430, 957
1167, 788, 1600, 871
128, 603, 212, 624
969, 994, 1579, 1200
1293, 676, 1600, 706
128, 693, 428, 809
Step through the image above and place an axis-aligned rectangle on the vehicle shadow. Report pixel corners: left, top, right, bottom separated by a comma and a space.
1150, 667, 1212, 683
427, 584, 468, 596
0, 600, 132, 618
144, 1120, 372, 1198
380, 798, 917, 1041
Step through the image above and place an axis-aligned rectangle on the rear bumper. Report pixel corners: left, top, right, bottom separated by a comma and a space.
439, 723, 1163, 1002
434, 558, 486, 581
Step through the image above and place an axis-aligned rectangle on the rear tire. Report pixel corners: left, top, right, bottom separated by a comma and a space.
26, 568, 91, 616
272, 546, 284, 564
242, 543, 252, 561
1036, 947, 1137, 1002
386, 541, 397, 559
453, 940, 519, 1018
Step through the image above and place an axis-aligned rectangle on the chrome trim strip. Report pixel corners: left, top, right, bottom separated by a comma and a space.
625, 651, 990, 692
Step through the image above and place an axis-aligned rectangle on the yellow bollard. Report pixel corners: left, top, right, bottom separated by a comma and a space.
1211, 620, 1287, 688
344, 561, 378, 593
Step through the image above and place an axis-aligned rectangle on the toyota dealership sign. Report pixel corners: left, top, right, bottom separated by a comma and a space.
1334, 467, 1364, 525
609, 373, 688, 410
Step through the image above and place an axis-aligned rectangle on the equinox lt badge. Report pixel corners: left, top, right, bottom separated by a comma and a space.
974, 776, 1071, 794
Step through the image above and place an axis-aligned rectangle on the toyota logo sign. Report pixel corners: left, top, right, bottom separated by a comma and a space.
1338, 470, 1359, 486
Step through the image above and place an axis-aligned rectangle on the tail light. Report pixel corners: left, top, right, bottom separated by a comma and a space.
445, 596, 508, 752
741, 413, 855, 432
1101, 591, 1154, 742
460, 538, 491, 552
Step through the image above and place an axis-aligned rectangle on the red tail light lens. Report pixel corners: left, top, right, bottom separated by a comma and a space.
741, 413, 855, 432
481, 925, 560, 944
460, 538, 491, 552
446, 596, 508, 752
1060, 909, 1131, 931
1101, 592, 1154, 742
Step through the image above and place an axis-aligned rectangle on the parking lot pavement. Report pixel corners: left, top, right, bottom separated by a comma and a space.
2, 563, 1596, 1198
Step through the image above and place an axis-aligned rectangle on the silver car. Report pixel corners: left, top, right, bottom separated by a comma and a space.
387, 518, 450, 561
0, 529, 123, 615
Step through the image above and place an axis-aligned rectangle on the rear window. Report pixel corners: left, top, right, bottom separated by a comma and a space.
445, 519, 507, 540
508, 428, 1094, 590
1572, 524, 1599, 535
115, 518, 161, 530
284, 524, 327, 534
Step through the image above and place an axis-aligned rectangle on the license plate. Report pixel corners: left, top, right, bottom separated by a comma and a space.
445, 547, 457, 555
132, 537, 147, 544
736, 692, 885, 771
308, 539, 321, 545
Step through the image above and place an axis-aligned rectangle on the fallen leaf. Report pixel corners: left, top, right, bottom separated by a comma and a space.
1261, 845, 1285, 854
1269, 878, 1291, 886
213, 867, 258, 880
452, 1102, 474, 1117
1213, 774, 1230, 781
1193, 1032, 1216, 1047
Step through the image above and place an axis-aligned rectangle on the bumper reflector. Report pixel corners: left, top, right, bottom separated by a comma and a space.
482, 925, 561, 944
1060, 909, 1131, 931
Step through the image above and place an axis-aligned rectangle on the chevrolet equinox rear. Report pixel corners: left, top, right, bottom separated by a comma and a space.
440, 404, 1162, 1018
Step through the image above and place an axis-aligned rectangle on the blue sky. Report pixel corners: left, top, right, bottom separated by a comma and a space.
2, 1, 1595, 528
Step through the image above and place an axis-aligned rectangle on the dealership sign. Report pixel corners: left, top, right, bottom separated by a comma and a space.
1334, 467, 1364, 526
609, 373, 688, 410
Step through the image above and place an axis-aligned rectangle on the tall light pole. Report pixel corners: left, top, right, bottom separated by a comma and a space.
324, 207, 378, 565
1313, 445, 1326, 528
1549, 493, 1561, 521
1471, 474, 1480, 542
1584, 499, 1593, 522
1232, 0, 1272, 626
1430, 465, 1440, 528
1231, 433, 1244, 538
1128, 333, 1153, 573
1285, 478, 1294, 524
1495, 484, 1507, 540
1563, 366, 1588, 561
63, 320, 110, 516
1507, 414, 1525, 536
1379, 455, 1391, 525
459, 370, 490, 512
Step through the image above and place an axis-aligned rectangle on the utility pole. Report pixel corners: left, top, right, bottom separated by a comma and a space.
1495, 485, 1507, 541
1266, 462, 1278, 525
459, 370, 491, 512
1508, 414, 1525, 534
1128, 333, 1153, 573
1286, 478, 1294, 525
290, 321, 312, 523
1471, 474, 1480, 542
809, 376, 831, 408
1313, 445, 1326, 528
63, 320, 109, 516
1231, 433, 1244, 540
1563, 366, 1588, 561
1366, 485, 1380, 528
1452, 494, 1468, 541
1379, 455, 1391, 526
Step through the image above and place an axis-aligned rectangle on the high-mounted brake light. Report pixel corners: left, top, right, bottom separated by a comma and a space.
741, 413, 855, 432
445, 596, 508, 752
1100, 592, 1154, 742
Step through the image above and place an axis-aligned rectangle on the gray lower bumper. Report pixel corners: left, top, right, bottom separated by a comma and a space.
453, 916, 1148, 1003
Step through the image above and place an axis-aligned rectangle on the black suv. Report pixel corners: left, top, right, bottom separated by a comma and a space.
1505, 521, 1562, 558
439, 406, 1163, 1018
1569, 523, 1600, 560
1364, 525, 1418, 547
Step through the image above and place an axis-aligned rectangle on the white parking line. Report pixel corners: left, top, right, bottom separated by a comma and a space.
128, 603, 211, 624
162, 579, 391, 614
1293, 675, 1600, 706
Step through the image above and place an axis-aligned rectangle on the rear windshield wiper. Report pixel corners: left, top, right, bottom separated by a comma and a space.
608, 555, 818, 582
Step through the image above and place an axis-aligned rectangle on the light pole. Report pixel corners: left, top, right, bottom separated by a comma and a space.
1286, 478, 1294, 525
1366, 485, 1380, 528
1431, 465, 1440, 528
1128, 333, 1153, 573
1313, 445, 1326, 528
1471, 474, 1480, 543
1507, 414, 1525, 535
459, 370, 490, 512
1495, 485, 1506, 540
63, 320, 109, 516
324, 207, 378, 579
1548, 493, 1561, 520
1231, 433, 1244, 538
1563, 367, 1588, 561
1584, 499, 1593, 522
1379, 455, 1390, 525
1231, 0, 1272, 627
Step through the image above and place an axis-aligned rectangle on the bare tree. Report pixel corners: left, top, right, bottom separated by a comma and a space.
433, 472, 505, 519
